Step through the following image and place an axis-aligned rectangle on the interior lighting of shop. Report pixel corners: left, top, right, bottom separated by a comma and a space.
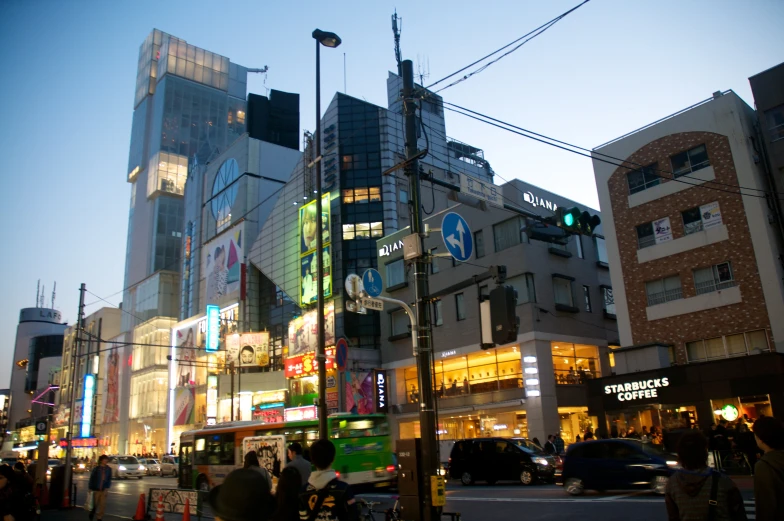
528, 390, 541, 397
713, 409, 723, 416
525, 379, 539, 386
524, 367, 538, 374
721, 404, 739, 421
523, 356, 537, 363
492, 424, 508, 430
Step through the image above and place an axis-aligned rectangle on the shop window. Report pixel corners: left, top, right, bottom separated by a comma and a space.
671, 144, 710, 178
693, 261, 735, 295
627, 163, 659, 194
645, 275, 682, 306
386, 259, 405, 288
507, 273, 535, 304
404, 366, 419, 403
551, 343, 601, 385
637, 222, 655, 249
595, 236, 608, 264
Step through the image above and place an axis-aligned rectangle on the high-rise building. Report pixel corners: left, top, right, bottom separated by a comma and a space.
121, 30, 250, 454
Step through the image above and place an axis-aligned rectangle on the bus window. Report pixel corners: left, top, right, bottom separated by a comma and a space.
194, 437, 208, 465
221, 434, 235, 465
181, 443, 192, 466
205, 435, 222, 465
331, 417, 390, 438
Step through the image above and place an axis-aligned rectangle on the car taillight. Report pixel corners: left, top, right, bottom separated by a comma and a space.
386, 465, 395, 473
335, 471, 340, 478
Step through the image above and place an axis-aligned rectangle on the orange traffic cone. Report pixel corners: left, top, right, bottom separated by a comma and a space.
133, 493, 147, 521
182, 498, 191, 521
155, 495, 165, 521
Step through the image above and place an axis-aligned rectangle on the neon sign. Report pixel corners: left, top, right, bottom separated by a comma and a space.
206, 305, 220, 352
80, 374, 95, 438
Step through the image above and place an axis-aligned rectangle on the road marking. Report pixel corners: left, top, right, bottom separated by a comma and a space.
594, 491, 648, 501
444, 496, 663, 504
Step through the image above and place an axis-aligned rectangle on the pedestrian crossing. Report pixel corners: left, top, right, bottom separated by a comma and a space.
745, 500, 755, 520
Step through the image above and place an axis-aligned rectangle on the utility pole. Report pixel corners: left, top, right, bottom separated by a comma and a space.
402, 59, 439, 521
63, 283, 85, 508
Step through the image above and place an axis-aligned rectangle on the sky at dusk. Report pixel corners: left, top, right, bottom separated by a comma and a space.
1, 0, 782, 387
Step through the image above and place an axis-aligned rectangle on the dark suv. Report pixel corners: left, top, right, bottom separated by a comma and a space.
449, 437, 556, 486
558, 439, 677, 495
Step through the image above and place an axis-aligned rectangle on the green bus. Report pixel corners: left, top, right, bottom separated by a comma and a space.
178, 414, 396, 491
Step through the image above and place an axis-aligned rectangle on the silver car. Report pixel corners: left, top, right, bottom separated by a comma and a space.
159, 455, 179, 477
139, 458, 161, 476
107, 455, 145, 479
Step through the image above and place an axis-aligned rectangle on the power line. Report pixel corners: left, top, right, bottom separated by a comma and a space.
425, 0, 591, 93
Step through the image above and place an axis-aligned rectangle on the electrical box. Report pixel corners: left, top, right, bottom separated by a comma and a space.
431, 476, 446, 506
403, 233, 422, 260
397, 438, 422, 496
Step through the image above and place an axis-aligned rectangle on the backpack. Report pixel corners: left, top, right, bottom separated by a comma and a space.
300, 479, 353, 521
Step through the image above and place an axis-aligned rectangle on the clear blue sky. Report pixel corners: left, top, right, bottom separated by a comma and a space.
1, 0, 782, 387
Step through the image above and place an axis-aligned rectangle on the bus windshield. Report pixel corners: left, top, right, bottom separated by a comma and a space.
331, 417, 389, 438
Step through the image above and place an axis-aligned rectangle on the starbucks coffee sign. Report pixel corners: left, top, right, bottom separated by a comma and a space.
605, 377, 670, 402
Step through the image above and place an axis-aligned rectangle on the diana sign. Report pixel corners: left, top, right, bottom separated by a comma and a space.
604, 377, 669, 402
373, 370, 388, 413
523, 192, 558, 212
378, 240, 404, 258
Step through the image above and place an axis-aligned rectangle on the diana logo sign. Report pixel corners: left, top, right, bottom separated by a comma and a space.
373, 370, 388, 413
378, 240, 404, 258
523, 191, 558, 212
80, 374, 95, 438
605, 377, 669, 402
205, 305, 220, 352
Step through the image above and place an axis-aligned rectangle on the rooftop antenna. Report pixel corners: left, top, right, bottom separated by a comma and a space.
392, 10, 403, 76
247, 66, 270, 97
417, 54, 430, 86
51, 281, 56, 310
40, 284, 45, 308
36, 279, 40, 308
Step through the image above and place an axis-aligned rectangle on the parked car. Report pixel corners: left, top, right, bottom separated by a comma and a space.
159, 455, 179, 477
557, 439, 678, 495
449, 437, 557, 486
106, 455, 145, 479
139, 458, 161, 476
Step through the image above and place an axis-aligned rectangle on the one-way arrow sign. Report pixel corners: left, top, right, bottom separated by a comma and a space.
441, 212, 473, 262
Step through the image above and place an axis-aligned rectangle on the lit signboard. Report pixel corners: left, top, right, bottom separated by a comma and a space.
374, 370, 388, 413
206, 305, 220, 352
299, 194, 332, 306
206, 375, 218, 421
80, 374, 95, 438
604, 377, 670, 402
284, 348, 335, 378
284, 405, 318, 422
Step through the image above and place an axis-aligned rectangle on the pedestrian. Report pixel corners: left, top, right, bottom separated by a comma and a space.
243, 451, 273, 490
286, 442, 312, 487
209, 468, 274, 521
554, 433, 565, 455
735, 423, 758, 473
543, 435, 555, 454
88, 455, 113, 521
1, 464, 35, 521
641, 426, 650, 442
299, 439, 359, 521
664, 430, 746, 521
752, 416, 784, 521
532, 437, 541, 448
575, 435, 581, 443
272, 467, 302, 521
626, 426, 640, 439
583, 432, 594, 441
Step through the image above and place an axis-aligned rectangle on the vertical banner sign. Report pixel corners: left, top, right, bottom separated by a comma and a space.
206, 375, 218, 424
299, 194, 332, 306
654, 217, 672, 244
373, 369, 388, 413
206, 305, 220, 352
81, 374, 95, 438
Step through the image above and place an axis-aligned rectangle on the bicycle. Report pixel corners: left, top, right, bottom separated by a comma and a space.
358, 496, 401, 521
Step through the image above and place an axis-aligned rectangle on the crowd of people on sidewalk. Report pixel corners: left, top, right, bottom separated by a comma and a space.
0, 460, 37, 521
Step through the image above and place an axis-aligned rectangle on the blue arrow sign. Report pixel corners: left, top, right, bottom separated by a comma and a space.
441, 212, 473, 262
362, 268, 383, 297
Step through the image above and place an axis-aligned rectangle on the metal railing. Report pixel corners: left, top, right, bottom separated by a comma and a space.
646, 287, 683, 306
695, 279, 737, 295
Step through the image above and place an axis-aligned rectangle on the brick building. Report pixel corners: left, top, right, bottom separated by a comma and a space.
587, 90, 784, 435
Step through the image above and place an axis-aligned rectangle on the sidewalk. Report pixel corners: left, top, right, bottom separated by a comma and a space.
41, 504, 212, 521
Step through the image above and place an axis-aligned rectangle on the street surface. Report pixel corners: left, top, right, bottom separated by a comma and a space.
42, 474, 756, 521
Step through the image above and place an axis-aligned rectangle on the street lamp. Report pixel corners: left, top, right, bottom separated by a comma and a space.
313, 28, 341, 439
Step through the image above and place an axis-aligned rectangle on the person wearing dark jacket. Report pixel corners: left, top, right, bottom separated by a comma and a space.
543, 435, 555, 455
665, 430, 746, 521
299, 439, 359, 521
0, 464, 32, 521
554, 434, 565, 455
272, 467, 302, 521
88, 455, 112, 521
752, 416, 784, 521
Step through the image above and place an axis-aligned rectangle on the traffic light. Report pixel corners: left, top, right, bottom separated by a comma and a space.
487, 285, 520, 347
554, 207, 601, 236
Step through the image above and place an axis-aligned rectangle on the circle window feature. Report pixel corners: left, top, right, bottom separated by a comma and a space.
211, 158, 239, 227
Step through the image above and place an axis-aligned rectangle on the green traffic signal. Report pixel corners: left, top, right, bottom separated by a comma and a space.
554, 206, 600, 236
563, 212, 575, 227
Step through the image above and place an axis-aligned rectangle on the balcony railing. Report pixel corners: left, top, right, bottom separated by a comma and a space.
646, 287, 683, 306
695, 279, 737, 296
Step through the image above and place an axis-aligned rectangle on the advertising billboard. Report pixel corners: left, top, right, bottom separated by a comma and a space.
174, 387, 196, 426
174, 324, 198, 386
300, 194, 330, 255
103, 349, 120, 423
239, 332, 270, 367
204, 225, 243, 305
284, 347, 335, 378
299, 195, 332, 306
287, 301, 335, 357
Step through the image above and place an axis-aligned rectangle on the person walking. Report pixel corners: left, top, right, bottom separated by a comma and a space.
272, 467, 302, 521
299, 439, 359, 521
286, 442, 311, 487
88, 455, 112, 521
664, 430, 746, 521
243, 451, 273, 490
0, 464, 34, 521
752, 416, 784, 521
554, 433, 565, 455
543, 435, 556, 455
209, 468, 274, 521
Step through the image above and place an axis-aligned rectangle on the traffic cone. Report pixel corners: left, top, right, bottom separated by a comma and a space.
182, 498, 191, 521
155, 495, 165, 521
133, 493, 147, 521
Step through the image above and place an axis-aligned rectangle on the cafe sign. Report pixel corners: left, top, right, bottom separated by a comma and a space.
604, 377, 669, 402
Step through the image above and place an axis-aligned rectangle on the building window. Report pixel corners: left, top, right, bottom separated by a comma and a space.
455, 293, 466, 321
493, 217, 525, 252
553, 277, 573, 307
645, 275, 682, 306
694, 261, 735, 295
682, 206, 703, 235
386, 259, 405, 288
433, 300, 443, 326
390, 309, 409, 337
686, 329, 770, 362
342, 222, 383, 240
430, 248, 440, 273
765, 104, 784, 141
575, 236, 584, 259
671, 144, 710, 178
507, 273, 536, 304
475, 230, 485, 258
342, 187, 381, 204
595, 236, 608, 264
627, 163, 659, 194
602, 287, 615, 315
551, 343, 601, 385
583, 286, 592, 312
637, 222, 655, 249
399, 189, 409, 204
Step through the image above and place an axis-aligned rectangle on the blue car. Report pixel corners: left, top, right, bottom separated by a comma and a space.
558, 439, 678, 495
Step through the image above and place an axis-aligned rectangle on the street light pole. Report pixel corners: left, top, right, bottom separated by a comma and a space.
312, 28, 341, 440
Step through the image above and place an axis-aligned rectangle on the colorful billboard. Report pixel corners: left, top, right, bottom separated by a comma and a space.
174, 387, 196, 426
299, 195, 332, 306
300, 247, 332, 306
287, 301, 335, 357
103, 349, 120, 423
300, 194, 330, 255
239, 332, 270, 367
284, 347, 335, 378
204, 225, 243, 305
346, 371, 374, 415
174, 324, 198, 386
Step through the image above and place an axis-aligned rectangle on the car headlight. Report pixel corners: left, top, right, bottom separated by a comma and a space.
533, 457, 549, 466
139, 465, 146, 471
78, 463, 85, 469
47, 469, 51, 475
666, 460, 680, 467
119, 465, 127, 471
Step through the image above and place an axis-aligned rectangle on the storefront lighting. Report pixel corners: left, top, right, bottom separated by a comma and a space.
523, 356, 537, 364
525, 378, 539, 386
524, 367, 538, 374
713, 409, 722, 416
528, 390, 541, 397
513, 429, 521, 435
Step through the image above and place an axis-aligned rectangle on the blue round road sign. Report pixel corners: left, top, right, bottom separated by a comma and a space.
441, 212, 473, 262
362, 268, 383, 297
336, 338, 348, 372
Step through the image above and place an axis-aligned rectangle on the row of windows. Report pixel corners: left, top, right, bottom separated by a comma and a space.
342, 222, 383, 240
342, 187, 381, 204
645, 261, 735, 306
637, 201, 721, 249
627, 144, 710, 195
686, 330, 769, 362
